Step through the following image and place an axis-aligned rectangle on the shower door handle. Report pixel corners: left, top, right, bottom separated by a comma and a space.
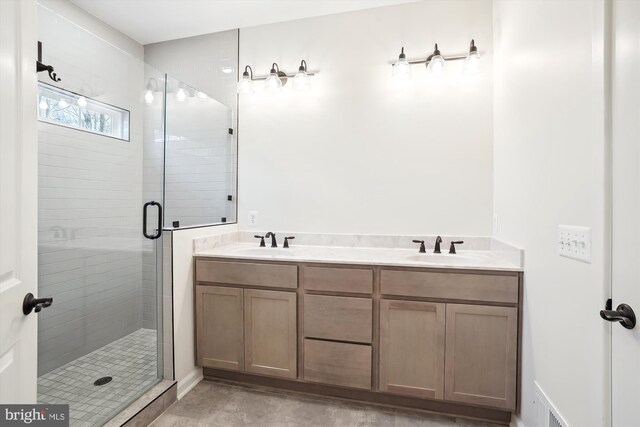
143, 201, 162, 240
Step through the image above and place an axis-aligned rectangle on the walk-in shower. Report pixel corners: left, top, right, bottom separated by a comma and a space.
35, 4, 237, 426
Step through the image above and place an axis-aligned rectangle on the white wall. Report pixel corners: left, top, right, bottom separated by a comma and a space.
169, 224, 237, 397
145, 30, 238, 110
493, 1, 609, 426
38, 0, 143, 59
238, 0, 494, 235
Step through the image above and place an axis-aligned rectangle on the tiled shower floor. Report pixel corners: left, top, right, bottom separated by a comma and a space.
38, 328, 159, 427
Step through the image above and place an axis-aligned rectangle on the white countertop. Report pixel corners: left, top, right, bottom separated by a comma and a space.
194, 241, 523, 272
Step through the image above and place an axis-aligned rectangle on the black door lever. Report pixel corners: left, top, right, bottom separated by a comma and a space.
600, 302, 636, 329
23, 293, 53, 315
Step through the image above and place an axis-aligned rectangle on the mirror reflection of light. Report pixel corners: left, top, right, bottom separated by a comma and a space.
144, 89, 154, 104
176, 87, 187, 102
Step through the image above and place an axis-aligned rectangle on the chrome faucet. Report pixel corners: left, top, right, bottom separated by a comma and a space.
265, 232, 278, 248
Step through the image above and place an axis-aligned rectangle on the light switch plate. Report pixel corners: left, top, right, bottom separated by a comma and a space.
248, 211, 258, 227
558, 225, 591, 263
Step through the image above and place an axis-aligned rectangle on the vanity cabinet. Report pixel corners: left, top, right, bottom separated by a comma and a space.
194, 261, 298, 379
194, 257, 522, 424
379, 300, 445, 399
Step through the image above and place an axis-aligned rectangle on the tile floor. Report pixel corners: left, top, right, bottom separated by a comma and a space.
38, 328, 159, 427
151, 380, 506, 427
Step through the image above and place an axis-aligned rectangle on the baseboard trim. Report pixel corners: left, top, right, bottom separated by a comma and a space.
177, 367, 203, 399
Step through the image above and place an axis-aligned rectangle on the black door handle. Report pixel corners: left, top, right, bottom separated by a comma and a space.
600, 303, 636, 329
143, 201, 162, 240
23, 293, 53, 315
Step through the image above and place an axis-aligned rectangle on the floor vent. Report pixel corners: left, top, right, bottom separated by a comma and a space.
535, 381, 568, 427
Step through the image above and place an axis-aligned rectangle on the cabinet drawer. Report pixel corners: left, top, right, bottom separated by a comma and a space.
304, 339, 372, 389
380, 270, 518, 304
304, 295, 372, 343
196, 259, 297, 289
303, 266, 373, 294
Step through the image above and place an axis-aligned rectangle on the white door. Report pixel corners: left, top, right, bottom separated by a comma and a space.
0, 0, 39, 404
610, 0, 640, 425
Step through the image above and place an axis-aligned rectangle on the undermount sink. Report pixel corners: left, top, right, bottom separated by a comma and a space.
232, 247, 297, 256
406, 253, 485, 264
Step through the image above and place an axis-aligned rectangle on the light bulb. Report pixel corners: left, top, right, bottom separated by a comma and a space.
392, 47, 411, 81
176, 87, 187, 102
426, 43, 445, 77
58, 98, 68, 108
265, 73, 282, 93
265, 63, 283, 93
237, 67, 255, 94
197, 91, 207, 99
293, 60, 311, 91
39, 98, 48, 110
462, 40, 483, 75
144, 89, 154, 104
77, 96, 87, 107
221, 67, 233, 74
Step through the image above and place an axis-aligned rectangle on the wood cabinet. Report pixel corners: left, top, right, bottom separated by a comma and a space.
244, 289, 297, 379
195, 257, 521, 421
195, 285, 243, 370
379, 300, 445, 399
444, 304, 518, 410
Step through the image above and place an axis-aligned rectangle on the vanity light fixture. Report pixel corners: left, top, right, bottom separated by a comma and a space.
265, 63, 284, 93
462, 39, 483, 75
392, 47, 411, 81
389, 40, 482, 79
237, 65, 255, 94
238, 60, 316, 94
293, 60, 311, 91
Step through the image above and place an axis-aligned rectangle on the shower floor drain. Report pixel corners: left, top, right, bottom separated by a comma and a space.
94, 376, 113, 386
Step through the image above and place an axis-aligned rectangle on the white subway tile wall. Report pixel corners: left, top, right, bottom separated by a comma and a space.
163, 88, 236, 227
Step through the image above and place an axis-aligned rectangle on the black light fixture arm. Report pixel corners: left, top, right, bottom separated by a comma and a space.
36, 41, 61, 82
242, 65, 254, 79
299, 60, 307, 72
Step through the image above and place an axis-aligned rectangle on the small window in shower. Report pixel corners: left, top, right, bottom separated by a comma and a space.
37, 81, 130, 141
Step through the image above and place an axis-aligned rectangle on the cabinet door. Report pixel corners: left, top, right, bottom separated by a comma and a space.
195, 285, 244, 370
244, 289, 297, 379
379, 300, 445, 399
444, 304, 517, 410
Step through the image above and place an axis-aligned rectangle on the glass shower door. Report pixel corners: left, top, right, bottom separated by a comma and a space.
36, 4, 166, 426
